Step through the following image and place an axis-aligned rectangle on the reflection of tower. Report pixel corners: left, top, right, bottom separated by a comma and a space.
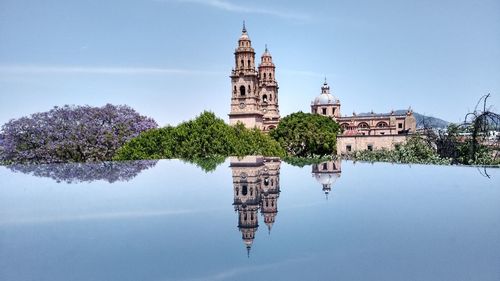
230, 156, 281, 256
311, 160, 341, 199
260, 157, 280, 234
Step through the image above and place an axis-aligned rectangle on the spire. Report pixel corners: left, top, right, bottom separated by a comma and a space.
265, 44, 268, 53
246, 245, 251, 258
267, 223, 273, 235
242, 20, 246, 33
321, 78, 330, 93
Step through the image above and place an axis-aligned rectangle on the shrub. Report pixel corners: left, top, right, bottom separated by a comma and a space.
353, 136, 451, 165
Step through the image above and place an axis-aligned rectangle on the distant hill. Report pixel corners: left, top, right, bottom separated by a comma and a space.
358, 110, 450, 129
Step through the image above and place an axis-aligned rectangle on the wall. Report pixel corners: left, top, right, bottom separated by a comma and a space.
337, 134, 410, 154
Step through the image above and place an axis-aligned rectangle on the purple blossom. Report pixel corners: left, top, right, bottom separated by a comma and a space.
6, 160, 158, 183
0, 104, 157, 163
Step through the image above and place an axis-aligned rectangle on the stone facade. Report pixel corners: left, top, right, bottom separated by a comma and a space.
310, 81, 417, 154
229, 23, 280, 131
336, 134, 410, 154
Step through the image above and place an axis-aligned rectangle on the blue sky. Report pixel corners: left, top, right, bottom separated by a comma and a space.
0, 0, 499, 126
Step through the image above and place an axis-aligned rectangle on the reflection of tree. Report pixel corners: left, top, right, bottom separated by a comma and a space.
181, 156, 226, 173
283, 156, 335, 168
6, 160, 158, 183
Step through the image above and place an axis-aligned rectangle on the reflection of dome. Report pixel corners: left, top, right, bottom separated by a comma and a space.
313, 173, 340, 185
243, 238, 253, 247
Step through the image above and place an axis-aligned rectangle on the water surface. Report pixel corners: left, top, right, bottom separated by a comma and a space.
1, 158, 499, 281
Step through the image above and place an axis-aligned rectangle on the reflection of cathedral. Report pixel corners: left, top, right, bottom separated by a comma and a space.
230, 156, 281, 256
311, 159, 341, 200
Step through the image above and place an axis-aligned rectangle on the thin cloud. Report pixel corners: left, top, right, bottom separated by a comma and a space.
165, 0, 311, 21
0, 65, 224, 76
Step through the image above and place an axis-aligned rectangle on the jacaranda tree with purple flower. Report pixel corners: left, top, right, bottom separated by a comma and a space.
0, 104, 157, 163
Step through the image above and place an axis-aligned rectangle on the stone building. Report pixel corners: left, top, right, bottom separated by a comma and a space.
230, 156, 281, 256
229, 23, 280, 131
311, 80, 417, 154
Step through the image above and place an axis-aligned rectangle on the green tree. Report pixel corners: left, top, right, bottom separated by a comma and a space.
113, 111, 285, 169
270, 112, 340, 157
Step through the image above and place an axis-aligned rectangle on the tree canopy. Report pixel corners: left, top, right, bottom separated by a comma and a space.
113, 111, 286, 170
0, 104, 157, 164
270, 112, 340, 157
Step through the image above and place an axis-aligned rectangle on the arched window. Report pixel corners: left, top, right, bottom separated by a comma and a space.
263, 94, 268, 102
240, 85, 246, 96
358, 122, 369, 129
242, 185, 248, 195
247, 60, 250, 67
264, 178, 269, 186
269, 73, 272, 79
248, 85, 251, 93
263, 73, 266, 79
240, 59, 244, 67
269, 94, 272, 101
340, 123, 350, 130
235, 187, 239, 196
250, 187, 253, 196
376, 122, 388, 128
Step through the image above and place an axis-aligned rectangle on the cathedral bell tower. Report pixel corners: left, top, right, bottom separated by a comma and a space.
229, 22, 263, 129
258, 45, 280, 130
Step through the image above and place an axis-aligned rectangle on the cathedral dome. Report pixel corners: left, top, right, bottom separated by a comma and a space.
312, 80, 338, 105
314, 93, 336, 105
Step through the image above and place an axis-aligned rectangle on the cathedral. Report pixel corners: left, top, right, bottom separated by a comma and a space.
229, 23, 280, 131
227, 23, 417, 153
311, 80, 417, 153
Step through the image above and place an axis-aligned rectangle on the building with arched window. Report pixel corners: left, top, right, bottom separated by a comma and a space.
229, 23, 280, 131
311, 81, 417, 153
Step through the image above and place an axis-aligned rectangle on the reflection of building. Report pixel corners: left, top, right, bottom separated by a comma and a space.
311, 80, 417, 154
312, 159, 341, 199
230, 156, 281, 256
229, 23, 280, 131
